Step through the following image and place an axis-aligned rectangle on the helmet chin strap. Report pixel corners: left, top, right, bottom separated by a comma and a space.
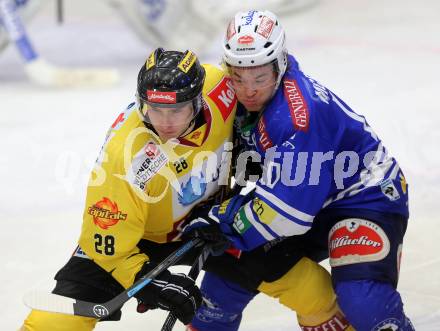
177, 118, 196, 139
271, 52, 288, 96
139, 97, 202, 141
146, 110, 197, 141
176, 96, 204, 139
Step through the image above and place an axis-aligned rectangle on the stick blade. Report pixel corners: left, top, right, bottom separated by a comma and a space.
23, 291, 76, 315
52, 68, 120, 88
25, 59, 120, 88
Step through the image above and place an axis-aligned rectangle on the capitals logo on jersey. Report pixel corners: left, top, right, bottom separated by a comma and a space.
88, 197, 127, 230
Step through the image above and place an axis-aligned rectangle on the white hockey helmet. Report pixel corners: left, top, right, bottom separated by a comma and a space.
223, 10, 288, 86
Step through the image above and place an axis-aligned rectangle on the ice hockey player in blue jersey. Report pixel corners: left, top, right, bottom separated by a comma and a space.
183, 9, 414, 331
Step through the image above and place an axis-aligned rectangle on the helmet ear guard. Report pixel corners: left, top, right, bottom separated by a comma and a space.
222, 10, 288, 90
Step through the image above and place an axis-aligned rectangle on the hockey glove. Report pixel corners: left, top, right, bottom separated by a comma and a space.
134, 262, 202, 325
182, 194, 252, 255
182, 204, 230, 256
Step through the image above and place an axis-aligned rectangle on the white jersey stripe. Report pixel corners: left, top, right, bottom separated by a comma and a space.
389, 162, 400, 180
266, 214, 311, 237
255, 186, 314, 223
323, 144, 396, 207
332, 93, 379, 141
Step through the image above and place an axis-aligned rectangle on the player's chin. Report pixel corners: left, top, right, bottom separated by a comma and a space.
157, 130, 179, 141
244, 103, 264, 112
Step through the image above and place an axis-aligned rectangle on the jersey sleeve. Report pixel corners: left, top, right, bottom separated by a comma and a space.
228, 129, 334, 251
78, 142, 149, 289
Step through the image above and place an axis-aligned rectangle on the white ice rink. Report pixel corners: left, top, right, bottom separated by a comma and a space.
1, 0, 439, 329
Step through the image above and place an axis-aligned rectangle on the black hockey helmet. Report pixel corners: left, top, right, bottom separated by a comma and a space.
137, 48, 206, 122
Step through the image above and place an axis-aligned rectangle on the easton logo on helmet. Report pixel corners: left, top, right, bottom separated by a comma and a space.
147, 90, 177, 104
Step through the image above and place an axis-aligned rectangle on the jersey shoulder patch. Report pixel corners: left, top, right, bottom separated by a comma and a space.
203, 65, 237, 122
282, 78, 310, 132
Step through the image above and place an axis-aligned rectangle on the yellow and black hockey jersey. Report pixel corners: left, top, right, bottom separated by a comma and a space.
78, 64, 237, 288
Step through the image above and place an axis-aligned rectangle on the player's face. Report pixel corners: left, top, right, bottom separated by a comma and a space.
145, 103, 194, 141
229, 64, 277, 112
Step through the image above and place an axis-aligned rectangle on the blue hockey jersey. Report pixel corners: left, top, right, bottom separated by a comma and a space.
230, 55, 409, 251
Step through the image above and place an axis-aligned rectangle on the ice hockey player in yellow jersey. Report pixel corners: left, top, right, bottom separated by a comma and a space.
21, 48, 237, 330
78, 48, 238, 289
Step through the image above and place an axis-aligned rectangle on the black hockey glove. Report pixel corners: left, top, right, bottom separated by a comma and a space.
182, 194, 255, 255
182, 204, 231, 256
134, 262, 202, 325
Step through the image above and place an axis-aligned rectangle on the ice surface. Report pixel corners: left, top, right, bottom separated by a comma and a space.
1, 0, 439, 329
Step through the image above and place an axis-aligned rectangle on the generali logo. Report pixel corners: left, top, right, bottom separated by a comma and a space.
237, 35, 254, 45
147, 90, 177, 104
257, 117, 273, 151
283, 79, 309, 132
88, 197, 127, 230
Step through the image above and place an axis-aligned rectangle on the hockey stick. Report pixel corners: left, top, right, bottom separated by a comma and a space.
24, 59, 119, 88
23, 238, 204, 318
0, 0, 119, 87
160, 243, 212, 331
